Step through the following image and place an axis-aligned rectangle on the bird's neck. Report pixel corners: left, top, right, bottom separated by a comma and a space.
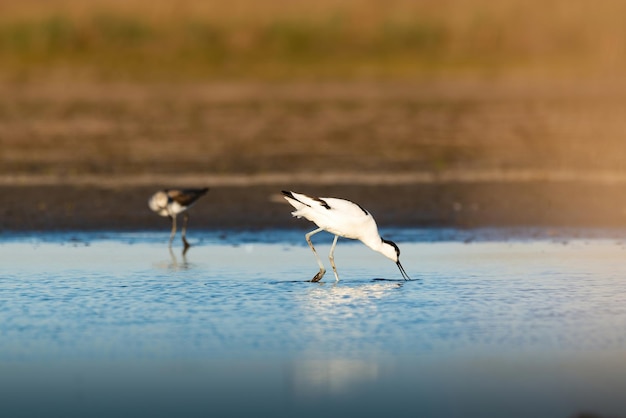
361, 235, 384, 253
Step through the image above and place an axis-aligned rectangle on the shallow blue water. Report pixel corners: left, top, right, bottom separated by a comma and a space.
1, 229, 626, 418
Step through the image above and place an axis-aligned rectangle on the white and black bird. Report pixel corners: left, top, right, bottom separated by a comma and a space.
282, 190, 411, 282
148, 187, 209, 251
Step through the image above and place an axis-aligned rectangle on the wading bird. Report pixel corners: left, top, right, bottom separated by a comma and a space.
282, 190, 411, 282
148, 188, 209, 252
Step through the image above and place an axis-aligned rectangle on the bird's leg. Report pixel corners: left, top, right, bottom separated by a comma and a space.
169, 215, 177, 247
168, 246, 179, 269
305, 227, 325, 282
329, 235, 340, 281
181, 212, 190, 253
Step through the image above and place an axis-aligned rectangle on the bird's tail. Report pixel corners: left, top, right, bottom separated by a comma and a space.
282, 191, 307, 218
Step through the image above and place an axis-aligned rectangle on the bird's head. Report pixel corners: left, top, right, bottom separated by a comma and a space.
381, 239, 411, 280
148, 191, 169, 214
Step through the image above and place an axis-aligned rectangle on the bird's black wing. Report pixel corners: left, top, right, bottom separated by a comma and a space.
168, 188, 209, 206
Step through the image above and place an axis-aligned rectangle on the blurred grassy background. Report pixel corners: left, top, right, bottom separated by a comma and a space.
1, 0, 626, 180
0, 0, 624, 81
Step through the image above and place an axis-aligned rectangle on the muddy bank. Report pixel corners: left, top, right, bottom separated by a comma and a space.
2, 181, 626, 232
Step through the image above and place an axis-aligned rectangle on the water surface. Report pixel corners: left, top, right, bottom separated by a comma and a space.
1, 229, 626, 418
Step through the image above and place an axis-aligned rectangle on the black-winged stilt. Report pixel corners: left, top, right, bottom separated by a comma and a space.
282, 190, 411, 282
148, 187, 209, 252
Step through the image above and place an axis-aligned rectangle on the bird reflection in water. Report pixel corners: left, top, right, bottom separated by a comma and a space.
152, 247, 191, 271
289, 359, 379, 397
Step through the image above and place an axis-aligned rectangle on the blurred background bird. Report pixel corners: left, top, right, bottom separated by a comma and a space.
148, 187, 209, 253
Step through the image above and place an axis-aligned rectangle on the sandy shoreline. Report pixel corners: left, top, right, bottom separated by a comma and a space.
4, 169, 626, 187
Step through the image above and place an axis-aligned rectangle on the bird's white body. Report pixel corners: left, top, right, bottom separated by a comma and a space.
286, 192, 390, 255
282, 191, 409, 282
149, 192, 188, 217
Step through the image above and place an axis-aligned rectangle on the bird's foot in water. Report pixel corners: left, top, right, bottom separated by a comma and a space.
310, 270, 325, 282
182, 238, 191, 255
